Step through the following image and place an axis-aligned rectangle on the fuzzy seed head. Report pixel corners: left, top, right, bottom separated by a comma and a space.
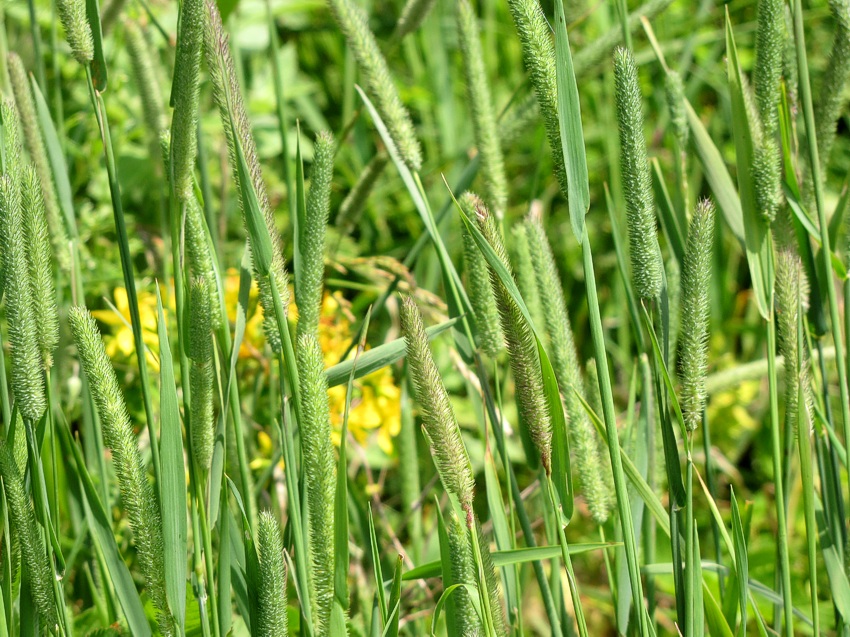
664, 70, 688, 149
327, 0, 422, 171
257, 511, 289, 637
170, 0, 204, 201
457, 0, 507, 218
505, 0, 567, 197
474, 201, 553, 470
0, 441, 59, 631
401, 297, 475, 510
337, 151, 388, 231
394, 0, 437, 39
613, 47, 663, 300
296, 334, 335, 634
20, 165, 60, 364
446, 512, 480, 635
125, 22, 168, 138
754, 0, 785, 137
56, 0, 94, 63
753, 138, 782, 222
508, 222, 545, 334
69, 306, 173, 635
297, 131, 335, 341
204, 0, 290, 351
678, 199, 715, 431
460, 192, 503, 357
184, 197, 222, 330
189, 277, 216, 472
525, 215, 610, 523
1, 175, 47, 421
814, 0, 850, 169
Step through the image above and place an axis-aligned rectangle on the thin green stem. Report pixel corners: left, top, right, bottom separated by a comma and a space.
84, 65, 161, 479
767, 314, 793, 637
581, 231, 649, 635
791, 0, 850, 504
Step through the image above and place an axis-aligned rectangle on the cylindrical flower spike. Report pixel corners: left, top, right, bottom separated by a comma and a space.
296, 334, 335, 634
754, 0, 785, 137
125, 21, 167, 138
184, 197, 221, 330
337, 151, 388, 232
460, 193, 503, 358
814, 0, 850, 169
20, 165, 59, 365
664, 70, 688, 150
401, 296, 476, 512
69, 307, 174, 636
505, 0, 567, 197
170, 0, 204, 201
188, 277, 216, 473
204, 0, 290, 352
55, 0, 94, 64
0, 174, 47, 421
257, 511, 289, 637
613, 47, 663, 300
525, 214, 611, 524
0, 442, 58, 632
327, 0, 422, 171
394, 0, 437, 40
8, 54, 70, 271
297, 131, 335, 341
474, 199, 553, 471
678, 199, 715, 431
446, 511, 481, 634
457, 0, 508, 219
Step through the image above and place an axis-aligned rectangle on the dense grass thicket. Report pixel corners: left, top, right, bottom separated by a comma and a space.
0, 0, 849, 633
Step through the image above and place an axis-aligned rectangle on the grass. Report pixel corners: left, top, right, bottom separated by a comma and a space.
0, 0, 849, 635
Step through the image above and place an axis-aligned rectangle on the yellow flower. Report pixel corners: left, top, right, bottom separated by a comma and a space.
90, 286, 161, 370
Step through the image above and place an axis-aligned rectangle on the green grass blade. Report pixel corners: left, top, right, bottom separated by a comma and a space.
553, 0, 589, 242
725, 12, 773, 319
155, 289, 188, 631
84, 0, 107, 89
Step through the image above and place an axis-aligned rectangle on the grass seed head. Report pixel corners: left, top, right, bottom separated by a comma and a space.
69, 307, 174, 636
296, 333, 336, 633
613, 47, 663, 300
257, 511, 289, 637
189, 277, 216, 472
56, 0, 94, 64
0, 441, 58, 631
327, 0, 422, 171
678, 198, 715, 431
460, 192, 503, 358
754, 0, 785, 137
457, 0, 507, 218
297, 130, 335, 340
401, 296, 476, 511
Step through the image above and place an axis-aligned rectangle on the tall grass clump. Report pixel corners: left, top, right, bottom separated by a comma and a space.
456, 0, 507, 218
678, 199, 714, 431
257, 511, 289, 637
460, 193, 502, 358
297, 334, 336, 634
326, 0, 422, 171
613, 47, 662, 300
0, 442, 58, 631
525, 214, 610, 523
69, 307, 174, 636
204, 0, 290, 352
